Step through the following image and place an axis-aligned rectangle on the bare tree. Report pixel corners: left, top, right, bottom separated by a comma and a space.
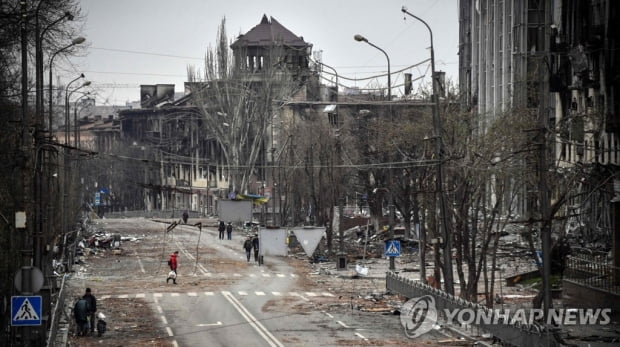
188, 18, 302, 194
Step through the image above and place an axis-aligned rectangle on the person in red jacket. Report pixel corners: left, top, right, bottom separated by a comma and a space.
167, 251, 178, 284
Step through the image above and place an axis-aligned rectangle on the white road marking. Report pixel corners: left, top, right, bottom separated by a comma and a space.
170, 293, 180, 297
221, 291, 284, 347
233, 273, 242, 277
154, 293, 163, 298
166, 327, 174, 336
172, 340, 178, 347
322, 311, 333, 318
337, 321, 350, 328
305, 292, 318, 297
136, 293, 146, 298
196, 321, 222, 327
255, 291, 266, 296
276, 274, 285, 278
204, 291, 215, 296
137, 256, 146, 273
289, 292, 309, 301
238, 291, 248, 296
250, 274, 257, 277
262, 273, 271, 277
290, 274, 298, 277
156, 305, 163, 314
322, 292, 335, 297
101, 295, 110, 300
187, 292, 197, 296
197, 264, 209, 275
118, 294, 128, 299
271, 292, 282, 296
161, 315, 168, 325
355, 332, 368, 341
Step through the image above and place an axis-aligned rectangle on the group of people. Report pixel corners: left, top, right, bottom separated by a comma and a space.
218, 220, 233, 240
73, 288, 97, 337
243, 234, 260, 262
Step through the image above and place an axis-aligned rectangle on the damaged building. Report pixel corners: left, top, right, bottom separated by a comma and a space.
459, 0, 619, 309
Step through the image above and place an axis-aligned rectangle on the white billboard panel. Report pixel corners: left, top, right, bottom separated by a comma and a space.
217, 200, 252, 224
259, 228, 287, 257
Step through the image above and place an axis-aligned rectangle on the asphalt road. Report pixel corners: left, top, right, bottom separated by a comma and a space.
67, 217, 457, 346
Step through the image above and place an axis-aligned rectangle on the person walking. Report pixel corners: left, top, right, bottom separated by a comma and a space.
243, 236, 253, 262
252, 233, 259, 262
82, 288, 97, 336
182, 210, 189, 224
218, 220, 225, 240
73, 296, 90, 336
167, 251, 178, 284
226, 222, 233, 240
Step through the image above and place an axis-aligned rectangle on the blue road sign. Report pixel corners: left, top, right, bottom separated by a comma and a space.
11, 296, 42, 326
384, 240, 401, 257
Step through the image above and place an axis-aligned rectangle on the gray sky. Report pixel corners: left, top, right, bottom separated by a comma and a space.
71, 0, 459, 105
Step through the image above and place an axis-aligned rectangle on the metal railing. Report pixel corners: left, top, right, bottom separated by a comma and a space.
565, 254, 620, 295
46, 274, 68, 347
386, 272, 558, 347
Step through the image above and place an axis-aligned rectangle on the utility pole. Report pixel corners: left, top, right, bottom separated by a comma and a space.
402, 7, 454, 295
539, 0, 553, 316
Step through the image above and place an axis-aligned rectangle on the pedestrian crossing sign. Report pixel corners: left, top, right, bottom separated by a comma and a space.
384, 240, 401, 257
11, 296, 42, 326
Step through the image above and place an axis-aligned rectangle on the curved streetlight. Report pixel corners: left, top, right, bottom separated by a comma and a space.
36, 9, 74, 127
354, 34, 391, 101
48, 36, 86, 135
401, 6, 454, 296
65, 80, 91, 145
73, 92, 92, 149
354, 34, 395, 270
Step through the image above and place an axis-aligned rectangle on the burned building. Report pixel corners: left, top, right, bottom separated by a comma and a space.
459, 0, 620, 309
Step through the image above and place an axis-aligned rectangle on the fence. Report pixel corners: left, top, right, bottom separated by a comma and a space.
46, 274, 69, 347
565, 254, 620, 295
386, 272, 558, 347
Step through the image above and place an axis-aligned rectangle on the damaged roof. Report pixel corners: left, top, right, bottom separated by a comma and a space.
231, 14, 309, 49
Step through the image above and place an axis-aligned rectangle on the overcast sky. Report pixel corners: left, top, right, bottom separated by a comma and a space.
70, 0, 459, 106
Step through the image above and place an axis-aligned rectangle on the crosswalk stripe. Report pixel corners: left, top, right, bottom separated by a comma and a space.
103, 290, 328, 299
262, 273, 271, 277
290, 274, 298, 277
276, 274, 285, 277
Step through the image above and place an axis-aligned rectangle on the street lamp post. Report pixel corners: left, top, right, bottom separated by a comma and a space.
36, 9, 74, 129
402, 6, 454, 295
354, 34, 395, 271
48, 37, 86, 134
65, 81, 91, 145
73, 92, 91, 149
